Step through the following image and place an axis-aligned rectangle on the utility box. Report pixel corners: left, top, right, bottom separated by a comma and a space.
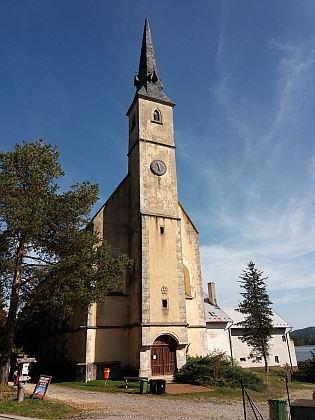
290, 399, 315, 420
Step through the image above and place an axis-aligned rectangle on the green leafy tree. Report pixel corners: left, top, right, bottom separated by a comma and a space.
237, 261, 273, 373
0, 140, 132, 384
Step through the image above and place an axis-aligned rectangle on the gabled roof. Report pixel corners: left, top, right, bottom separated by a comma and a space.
221, 307, 292, 329
204, 299, 232, 323
133, 19, 174, 106
204, 297, 291, 328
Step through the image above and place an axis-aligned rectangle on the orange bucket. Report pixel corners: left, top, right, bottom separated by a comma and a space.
103, 368, 110, 380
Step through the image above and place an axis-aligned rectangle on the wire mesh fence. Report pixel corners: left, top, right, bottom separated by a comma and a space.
241, 377, 315, 420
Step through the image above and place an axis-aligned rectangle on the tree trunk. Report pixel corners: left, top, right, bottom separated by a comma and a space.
262, 345, 269, 373
0, 293, 19, 384
0, 241, 24, 385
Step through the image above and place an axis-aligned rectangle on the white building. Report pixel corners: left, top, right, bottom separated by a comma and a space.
205, 282, 297, 370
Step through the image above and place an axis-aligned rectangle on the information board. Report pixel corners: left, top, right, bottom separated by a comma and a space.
32, 375, 52, 399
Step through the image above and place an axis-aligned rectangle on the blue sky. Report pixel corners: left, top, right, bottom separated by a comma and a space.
1, 1, 314, 330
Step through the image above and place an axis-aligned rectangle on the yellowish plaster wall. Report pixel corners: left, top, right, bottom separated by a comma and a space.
179, 205, 208, 356
138, 99, 174, 147
94, 329, 129, 365
96, 297, 129, 326
144, 216, 186, 324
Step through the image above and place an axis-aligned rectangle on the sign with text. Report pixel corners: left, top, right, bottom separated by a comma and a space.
32, 375, 52, 399
21, 363, 29, 375
19, 375, 31, 382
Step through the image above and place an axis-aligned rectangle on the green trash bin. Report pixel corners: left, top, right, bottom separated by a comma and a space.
140, 379, 148, 394
268, 399, 287, 420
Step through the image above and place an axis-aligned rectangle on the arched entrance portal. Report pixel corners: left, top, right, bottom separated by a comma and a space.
151, 335, 177, 376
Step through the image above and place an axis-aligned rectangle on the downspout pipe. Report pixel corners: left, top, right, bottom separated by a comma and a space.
226, 321, 234, 365
285, 326, 293, 375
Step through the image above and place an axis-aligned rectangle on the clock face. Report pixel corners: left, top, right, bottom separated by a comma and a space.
150, 160, 167, 176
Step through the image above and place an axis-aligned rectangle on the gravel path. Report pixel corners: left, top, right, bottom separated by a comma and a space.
24, 382, 313, 420
26, 383, 266, 419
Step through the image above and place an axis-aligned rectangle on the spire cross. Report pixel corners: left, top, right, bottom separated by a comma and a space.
144, 10, 149, 18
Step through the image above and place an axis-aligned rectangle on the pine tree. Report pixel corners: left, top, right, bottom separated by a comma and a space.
0, 140, 132, 384
237, 261, 273, 372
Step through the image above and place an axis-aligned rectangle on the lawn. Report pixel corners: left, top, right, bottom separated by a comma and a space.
57, 379, 140, 393
0, 385, 81, 419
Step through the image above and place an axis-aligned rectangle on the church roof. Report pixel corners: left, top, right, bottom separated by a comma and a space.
134, 19, 174, 106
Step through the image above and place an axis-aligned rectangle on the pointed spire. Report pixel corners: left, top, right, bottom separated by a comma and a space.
134, 19, 174, 106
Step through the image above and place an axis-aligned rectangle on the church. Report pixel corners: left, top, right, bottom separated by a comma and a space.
39, 20, 296, 381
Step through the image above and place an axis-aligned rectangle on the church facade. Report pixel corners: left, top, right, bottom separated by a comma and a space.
84, 19, 209, 379
43, 20, 207, 381
39, 20, 296, 381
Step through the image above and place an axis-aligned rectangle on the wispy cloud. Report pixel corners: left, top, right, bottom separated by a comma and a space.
196, 36, 315, 329
263, 38, 315, 148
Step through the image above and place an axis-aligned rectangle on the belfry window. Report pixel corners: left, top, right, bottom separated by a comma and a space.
153, 109, 161, 122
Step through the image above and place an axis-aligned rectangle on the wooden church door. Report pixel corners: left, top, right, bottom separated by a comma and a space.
151, 335, 177, 376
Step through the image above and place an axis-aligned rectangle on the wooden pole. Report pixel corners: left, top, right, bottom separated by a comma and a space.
17, 381, 26, 402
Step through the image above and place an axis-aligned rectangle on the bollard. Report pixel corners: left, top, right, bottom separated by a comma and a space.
103, 367, 110, 386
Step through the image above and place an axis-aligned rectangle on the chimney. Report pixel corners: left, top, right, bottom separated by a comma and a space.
208, 282, 217, 306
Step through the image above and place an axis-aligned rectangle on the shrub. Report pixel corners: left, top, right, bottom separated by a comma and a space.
173, 353, 266, 392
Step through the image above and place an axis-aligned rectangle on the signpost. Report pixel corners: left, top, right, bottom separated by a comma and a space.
15, 356, 37, 402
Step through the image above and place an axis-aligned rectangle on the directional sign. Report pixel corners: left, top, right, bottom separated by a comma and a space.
16, 357, 36, 363
21, 363, 29, 375
19, 375, 31, 382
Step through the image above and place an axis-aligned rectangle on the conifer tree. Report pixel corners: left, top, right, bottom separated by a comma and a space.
237, 261, 273, 372
0, 140, 132, 384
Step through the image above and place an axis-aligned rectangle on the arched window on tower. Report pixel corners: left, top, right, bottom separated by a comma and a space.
153, 109, 161, 122
183, 265, 192, 297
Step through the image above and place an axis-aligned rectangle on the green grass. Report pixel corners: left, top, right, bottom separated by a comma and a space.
0, 385, 81, 419
58, 379, 140, 393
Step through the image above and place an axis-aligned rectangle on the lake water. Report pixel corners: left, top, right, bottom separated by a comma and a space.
295, 345, 315, 361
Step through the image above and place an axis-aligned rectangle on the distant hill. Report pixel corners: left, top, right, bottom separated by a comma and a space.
291, 326, 315, 346
291, 326, 315, 337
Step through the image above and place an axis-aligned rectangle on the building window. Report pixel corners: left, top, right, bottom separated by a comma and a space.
275, 355, 279, 363
240, 357, 246, 362
162, 299, 168, 309
282, 335, 286, 342
256, 356, 262, 362
160, 226, 165, 234
153, 109, 161, 122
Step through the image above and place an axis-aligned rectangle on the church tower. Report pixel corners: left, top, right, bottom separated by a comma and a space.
126, 19, 190, 377
40, 19, 208, 381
